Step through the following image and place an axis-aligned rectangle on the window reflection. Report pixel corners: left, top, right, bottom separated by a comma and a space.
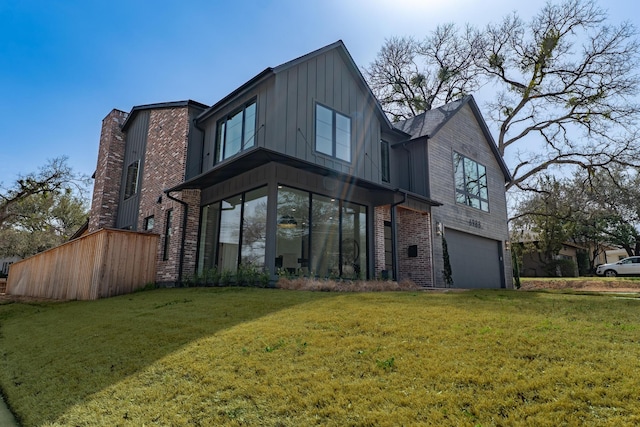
241, 187, 268, 268
311, 194, 340, 277
198, 186, 267, 274
276, 186, 367, 279
453, 151, 489, 212
216, 100, 257, 163
276, 187, 309, 275
218, 195, 242, 272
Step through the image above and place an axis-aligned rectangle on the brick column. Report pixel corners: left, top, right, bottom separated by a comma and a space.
374, 206, 391, 278
88, 109, 128, 232
395, 208, 433, 287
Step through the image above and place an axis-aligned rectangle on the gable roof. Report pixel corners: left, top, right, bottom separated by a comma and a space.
275, 40, 407, 137
196, 68, 274, 123
394, 96, 512, 183
196, 40, 408, 137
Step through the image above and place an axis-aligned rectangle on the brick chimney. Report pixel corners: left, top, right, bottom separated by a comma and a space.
88, 109, 128, 232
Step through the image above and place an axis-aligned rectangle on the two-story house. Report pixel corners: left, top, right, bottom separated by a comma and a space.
88, 40, 512, 289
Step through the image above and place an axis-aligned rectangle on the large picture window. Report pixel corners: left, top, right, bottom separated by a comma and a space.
453, 152, 489, 212
198, 186, 268, 274
276, 185, 366, 279
216, 100, 257, 163
315, 104, 351, 162
198, 184, 367, 279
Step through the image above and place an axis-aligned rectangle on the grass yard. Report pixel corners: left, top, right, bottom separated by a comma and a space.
1, 287, 640, 426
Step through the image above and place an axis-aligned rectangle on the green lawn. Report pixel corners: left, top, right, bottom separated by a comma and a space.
1, 287, 640, 426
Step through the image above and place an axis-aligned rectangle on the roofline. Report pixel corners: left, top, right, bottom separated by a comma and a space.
464, 96, 512, 183
273, 40, 403, 136
121, 100, 208, 131
393, 95, 512, 183
190, 41, 405, 137
195, 68, 274, 123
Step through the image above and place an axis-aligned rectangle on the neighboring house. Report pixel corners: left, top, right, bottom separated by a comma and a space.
0, 256, 20, 276
87, 40, 513, 289
519, 241, 582, 277
605, 248, 630, 263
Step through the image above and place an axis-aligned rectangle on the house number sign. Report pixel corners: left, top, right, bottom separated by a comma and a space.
469, 219, 481, 228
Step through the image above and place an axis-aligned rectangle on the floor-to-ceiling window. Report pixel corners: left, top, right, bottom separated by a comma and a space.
275, 187, 310, 275
198, 186, 267, 274
241, 187, 268, 268
199, 184, 367, 279
217, 194, 242, 272
342, 201, 367, 278
311, 194, 340, 277
277, 185, 367, 279
198, 203, 221, 272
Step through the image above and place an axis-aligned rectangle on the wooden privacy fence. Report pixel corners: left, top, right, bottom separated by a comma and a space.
7, 228, 158, 300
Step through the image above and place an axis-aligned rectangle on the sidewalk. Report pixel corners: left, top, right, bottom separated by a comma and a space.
0, 395, 19, 426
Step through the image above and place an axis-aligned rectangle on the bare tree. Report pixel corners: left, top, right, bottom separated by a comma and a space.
478, 0, 640, 190
365, 0, 640, 190
364, 24, 483, 122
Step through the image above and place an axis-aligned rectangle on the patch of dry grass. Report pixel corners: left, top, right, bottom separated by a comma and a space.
276, 277, 421, 292
520, 277, 640, 292
1, 288, 640, 426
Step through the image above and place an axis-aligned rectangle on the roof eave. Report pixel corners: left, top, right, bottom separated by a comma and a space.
195, 68, 275, 123
121, 100, 208, 131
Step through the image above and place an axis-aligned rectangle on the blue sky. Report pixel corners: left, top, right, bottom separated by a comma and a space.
0, 0, 636, 191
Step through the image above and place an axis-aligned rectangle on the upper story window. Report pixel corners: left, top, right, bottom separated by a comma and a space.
453, 152, 489, 212
315, 104, 351, 162
380, 139, 390, 182
143, 215, 154, 231
216, 100, 256, 163
124, 160, 139, 199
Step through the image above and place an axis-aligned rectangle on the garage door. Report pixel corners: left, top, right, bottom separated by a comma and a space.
445, 229, 504, 288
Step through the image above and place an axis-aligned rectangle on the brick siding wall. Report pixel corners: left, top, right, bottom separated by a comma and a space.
88, 109, 128, 232
136, 107, 200, 285
373, 205, 390, 279
374, 205, 433, 287
396, 208, 433, 287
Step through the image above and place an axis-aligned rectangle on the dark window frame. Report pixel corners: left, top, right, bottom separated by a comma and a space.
315, 103, 352, 162
380, 139, 390, 183
215, 99, 257, 164
197, 185, 268, 273
277, 184, 367, 279
453, 151, 489, 212
143, 215, 154, 231
124, 160, 140, 199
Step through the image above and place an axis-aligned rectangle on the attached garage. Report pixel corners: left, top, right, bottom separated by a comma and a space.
445, 228, 505, 288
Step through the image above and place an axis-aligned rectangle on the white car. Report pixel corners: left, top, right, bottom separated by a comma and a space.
596, 256, 640, 277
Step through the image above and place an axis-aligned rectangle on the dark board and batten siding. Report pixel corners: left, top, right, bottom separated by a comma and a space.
199, 80, 273, 175
116, 111, 149, 230
271, 49, 383, 185
185, 108, 206, 181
